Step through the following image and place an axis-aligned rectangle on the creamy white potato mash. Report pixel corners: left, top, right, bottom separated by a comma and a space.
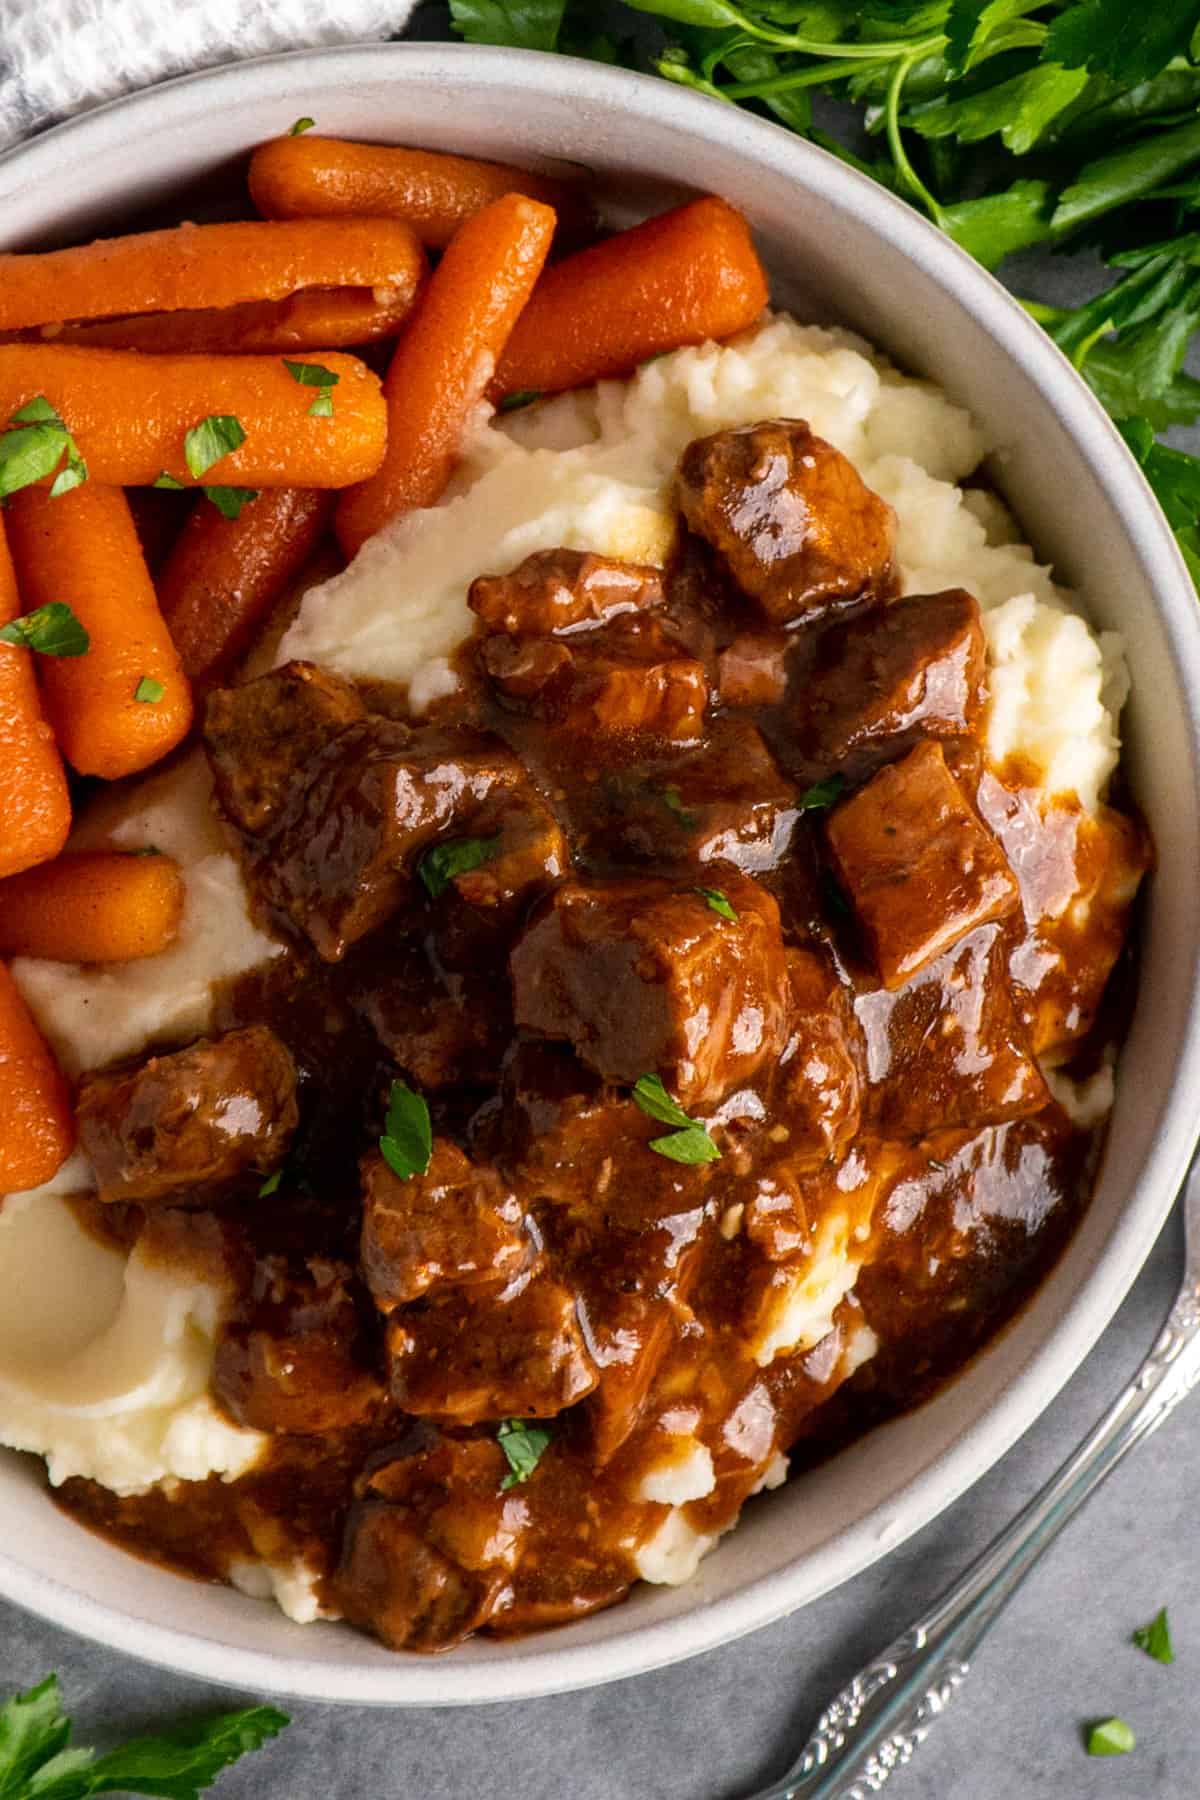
0, 314, 1134, 1619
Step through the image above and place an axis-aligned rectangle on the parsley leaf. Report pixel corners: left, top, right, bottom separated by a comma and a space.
450, 0, 570, 51
203, 486, 259, 520
694, 885, 738, 922
134, 676, 164, 704
379, 1079, 433, 1182
152, 472, 185, 490
283, 360, 340, 418
0, 603, 89, 658
661, 784, 698, 829
1046, 0, 1197, 88
497, 1418, 553, 1489
1132, 1606, 1174, 1664
258, 1170, 283, 1198
419, 836, 499, 899
1086, 1716, 1136, 1757
289, 116, 315, 135
631, 1073, 721, 1163
0, 1674, 287, 1800
0, 397, 87, 501
798, 774, 845, 812
184, 415, 246, 480
497, 389, 544, 412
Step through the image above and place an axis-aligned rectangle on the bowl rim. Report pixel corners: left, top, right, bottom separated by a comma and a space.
2, 37, 1200, 1708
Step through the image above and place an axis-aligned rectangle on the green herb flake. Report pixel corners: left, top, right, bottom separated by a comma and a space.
258, 1170, 283, 1198
1086, 1717, 1136, 1757
128, 846, 162, 858
379, 1079, 433, 1182
694, 885, 738, 922
1132, 1606, 1174, 1664
284, 359, 340, 418
134, 675, 165, 704
0, 602, 89, 658
290, 116, 316, 135
632, 1073, 720, 1164
497, 1418, 553, 1489
203, 485, 260, 520
184, 414, 246, 480
498, 388, 544, 412
153, 471, 186, 490
661, 785, 698, 830
419, 836, 499, 900
0, 395, 88, 501
798, 774, 845, 813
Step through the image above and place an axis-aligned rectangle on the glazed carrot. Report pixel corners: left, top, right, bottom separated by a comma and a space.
0, 218, 426, 331
6, 483, 192, 779
337, 193, 556, 559
0, 346, 386, 488
491, 197, 770, 399
0, 961, 74, 1193
0, 519, 71, 880
23, 283, 423, 356
0, 851, 185, 963
249, 135, 590, 251
159, 486, 335, 690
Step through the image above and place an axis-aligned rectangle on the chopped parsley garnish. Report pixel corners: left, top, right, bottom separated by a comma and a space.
693, 885, 737, 923
798, 775, 845, 813
258, 1170, 283, 1198
1132, 1607, 1174, 1664
290, 116, 316, 135
184, 414, 246, 480
0, 602, 89, 657
127, 845, 162, 858
0, 1672, 287, 1798
497, 1418, 552, 1489
1086, 1717, 1136, 1757
661, 785, 698, 830
0, 396, 87, 500
379, 1079, 433, 1182
419, 836, 499, 899
153, 472, 186, 490
497, 389, 543, 413
632, 1072, 720, 1165
203, 486, 259, 520
284, 359, 340, 418
134, 675, 164, 704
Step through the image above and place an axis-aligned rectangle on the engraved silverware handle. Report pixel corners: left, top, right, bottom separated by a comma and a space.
745, 1152, 1200, 1800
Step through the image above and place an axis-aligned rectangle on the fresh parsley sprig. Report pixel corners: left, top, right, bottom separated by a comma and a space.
632, 1072, 720, 1164
0, 396, 87, 501
379, 1078, 433, 1181
497, 1418, 553, 1488
0, 602, 89, 657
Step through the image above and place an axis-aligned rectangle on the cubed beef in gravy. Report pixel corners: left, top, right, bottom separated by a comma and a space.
483, 613, 709, 744
469, 548, 665, 636
213, 1254, 382, 1434
676, 420, 897, 624
717, 630, 792, 707
510, 869, 789, 1108
798, 589, 986, 759
355, 973, 507, 1090
204, 660, 366, 836
76, 1025, 298, 1205
827, 740, 1020, 989
360, 1142, 527, 1312
776, 949, 862, 1166
387, 1264, 597, 1422
855, 924, 1050, 1138
336, 1503, 508, 1651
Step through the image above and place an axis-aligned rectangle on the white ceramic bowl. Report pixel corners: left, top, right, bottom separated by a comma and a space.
2, 43, 1199, 1707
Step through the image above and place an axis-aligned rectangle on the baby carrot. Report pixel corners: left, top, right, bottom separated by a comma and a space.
0, 961, 74, 1193
6, 483, 192, 779
0, 346, 386, 488
336, 192, 555, 559
0, 850, 185, 963
159, 486, 334, 690
0, 518, 71, 879
249, 134, 590, 251
491, 197, 770, 398
0, 218, 426, 331
23, 283, 423, 356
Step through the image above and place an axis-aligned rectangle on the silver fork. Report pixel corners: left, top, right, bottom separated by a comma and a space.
743, 1149, 1200, 1800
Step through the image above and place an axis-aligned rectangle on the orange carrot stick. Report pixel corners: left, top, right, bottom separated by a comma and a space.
21, 283, 423, 356
0, 850, 185, 962
0, 518, 71, 880
336, 193, 556, 560
0, 346, 386, 488
0, 961, 74, 1193
159, 486, 334, 690
491, 197, 769, 399
0, 218, 426, 331
6, 483, 193, 779
249, 135, 590, 251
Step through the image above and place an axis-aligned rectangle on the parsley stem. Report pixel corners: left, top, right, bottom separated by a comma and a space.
724, 57, 885, 100
721, 3, 943, 61
885, 52, 948, 229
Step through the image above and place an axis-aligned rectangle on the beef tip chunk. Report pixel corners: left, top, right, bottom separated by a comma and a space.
204, 661, 366, 835
360, 1142, 527, 1312
717, 630, 792, 707
777, 949, 862, 1166
356, 972, 507, 1090
336, 1503, 507, 1651
387, 1264, 597, 1422
213, 1254, 382, 1434
469, 548, 665, 635
598, 719, 798, 875
510, 868, 790, 1108
76, 1025, 298, 1205
362, 1427, 525, 1576
483, 613, 709, 744
855, 924, 1050, 1137
826, 740, 1020, 989
676, 420, 897, 625
439, 788, 569, 917
799, 589, 986, 759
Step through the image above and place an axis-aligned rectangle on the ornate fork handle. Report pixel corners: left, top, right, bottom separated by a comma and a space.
749, 1276, 1200, 1800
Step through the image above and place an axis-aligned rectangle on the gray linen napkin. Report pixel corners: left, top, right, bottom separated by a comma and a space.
0, 0, 417, 150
